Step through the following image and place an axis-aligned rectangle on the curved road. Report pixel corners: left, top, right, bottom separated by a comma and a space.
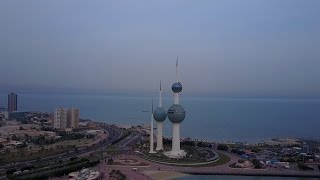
0, 125, 122, 179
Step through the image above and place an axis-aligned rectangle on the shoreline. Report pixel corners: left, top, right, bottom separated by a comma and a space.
142, 169, 320, 179
112, 123, 320, 145
183, 170, 320, 178
143, 170, 189, 180
116, 154, 320, 179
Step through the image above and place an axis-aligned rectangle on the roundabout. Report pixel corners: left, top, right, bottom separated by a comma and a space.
139, 146, 228, 167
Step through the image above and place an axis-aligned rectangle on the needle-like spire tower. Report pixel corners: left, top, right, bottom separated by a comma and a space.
159, 80, 162, 107
176, 56, 179, 82
149, 98, 156, 153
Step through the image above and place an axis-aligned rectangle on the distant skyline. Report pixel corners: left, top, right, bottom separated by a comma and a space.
1, 0, 320, 97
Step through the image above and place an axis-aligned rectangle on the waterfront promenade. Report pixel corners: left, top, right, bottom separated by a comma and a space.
102, 151, 320, 179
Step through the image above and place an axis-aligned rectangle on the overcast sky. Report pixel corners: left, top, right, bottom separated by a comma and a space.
1, 0, 320, 97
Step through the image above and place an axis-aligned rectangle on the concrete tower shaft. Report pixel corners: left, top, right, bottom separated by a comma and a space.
149, 100, 156, 154
154, 81, 167, 151
165, 57, 187, 158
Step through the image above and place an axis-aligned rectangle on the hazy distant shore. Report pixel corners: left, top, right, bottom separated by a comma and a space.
1, 93, 320, 142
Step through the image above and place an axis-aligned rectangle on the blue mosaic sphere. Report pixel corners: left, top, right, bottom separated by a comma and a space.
153, 107, 167, 122
167, 104, 186, 123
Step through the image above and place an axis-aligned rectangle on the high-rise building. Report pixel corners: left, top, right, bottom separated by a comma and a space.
67, 108, 79, 129
54, 108, 67, 129
54, 108, 79, 129
8, 93, 17, 112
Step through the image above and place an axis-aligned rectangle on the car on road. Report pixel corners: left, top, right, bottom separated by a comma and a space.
132, 168, 138, 172
22, 170, 29, 174
13, 171, 22, 175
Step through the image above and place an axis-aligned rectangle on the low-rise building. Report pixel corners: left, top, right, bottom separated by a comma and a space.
68, 168, 100, 180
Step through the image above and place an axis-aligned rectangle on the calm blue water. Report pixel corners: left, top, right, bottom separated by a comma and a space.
1, 93, 320, 142
175, 175, 320, 180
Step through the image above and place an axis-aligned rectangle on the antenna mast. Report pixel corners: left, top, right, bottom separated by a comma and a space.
176, 56, 179, 82
159, 80, 162, 107
152, 98, 154, 113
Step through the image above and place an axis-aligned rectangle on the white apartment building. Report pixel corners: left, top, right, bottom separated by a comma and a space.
54, 108, 67, 129
67, 108, 79, 129
54, 108, 79, 129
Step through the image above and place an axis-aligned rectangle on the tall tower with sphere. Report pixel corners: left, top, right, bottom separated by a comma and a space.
166, 57, 186, 158
153, 81, 167, 151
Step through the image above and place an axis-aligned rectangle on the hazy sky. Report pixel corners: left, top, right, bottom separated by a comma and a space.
1, 0, 320, 97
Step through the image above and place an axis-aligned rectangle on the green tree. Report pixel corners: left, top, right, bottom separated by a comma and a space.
252, 159, 263, 169
217, 144, 229, 151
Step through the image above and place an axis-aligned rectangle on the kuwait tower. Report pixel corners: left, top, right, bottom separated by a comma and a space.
149, 100, 156, 154
165, 57, 187, 158
153, 81, 167, 151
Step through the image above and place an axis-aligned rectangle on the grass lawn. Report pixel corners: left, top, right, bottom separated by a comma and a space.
144, 146, 208, 163
140, 145, 230, 167
141, 152, 230, 167
197, 152, 231, 167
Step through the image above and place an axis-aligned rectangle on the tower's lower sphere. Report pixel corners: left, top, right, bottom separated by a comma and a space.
153, 107, 167, 122
167, 104, 186, 123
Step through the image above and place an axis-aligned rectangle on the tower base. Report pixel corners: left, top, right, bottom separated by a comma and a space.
156, 122, 163, 151
156, 148, 163, 151
164, 150, 187, 159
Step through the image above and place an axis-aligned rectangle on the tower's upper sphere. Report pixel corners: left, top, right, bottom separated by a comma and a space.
153, 107, 167, 122
167, 104, 186, 123
172, 82, 182, 93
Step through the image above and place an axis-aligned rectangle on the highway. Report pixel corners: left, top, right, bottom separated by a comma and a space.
116, 130, 142, 149
0, 125, 122, 179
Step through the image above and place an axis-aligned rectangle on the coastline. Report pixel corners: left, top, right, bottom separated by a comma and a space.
111, 153, 320, 180
143, 170, 189, 180
184, 171, 320, 178
2, 93, 320, 142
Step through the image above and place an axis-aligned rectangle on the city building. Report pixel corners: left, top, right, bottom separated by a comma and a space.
67, 108, 79, 129
54, 108, 80, 129
165, 57, 187, 158
54, 108, 67, 129
8, 111, 27, 121
8, 93, 17, 112
0, 111, 8, 120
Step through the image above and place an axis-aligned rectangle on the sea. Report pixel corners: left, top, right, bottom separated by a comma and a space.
175, 175, 320, 180
1, 93, 320, 143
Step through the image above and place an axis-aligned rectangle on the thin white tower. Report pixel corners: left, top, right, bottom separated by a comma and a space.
174, 57, 179, 104
154, 81, 167, 151
149, 100, 156, 154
